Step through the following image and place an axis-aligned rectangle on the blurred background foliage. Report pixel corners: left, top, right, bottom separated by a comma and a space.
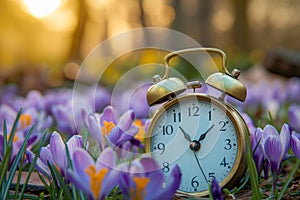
1, 0, 300, 92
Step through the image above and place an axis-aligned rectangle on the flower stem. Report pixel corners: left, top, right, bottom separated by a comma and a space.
277, 159, 300, 200
272, 173, 278, 198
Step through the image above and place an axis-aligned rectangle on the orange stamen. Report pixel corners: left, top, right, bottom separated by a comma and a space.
130, 176, 150, 200
134, 120, 145, 143
19, 114, 32, 129
101, 121, 115, 135
85, 165, 108, 199
7, 134, 19, 143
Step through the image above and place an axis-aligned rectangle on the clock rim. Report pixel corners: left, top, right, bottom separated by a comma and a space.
145, 93, 248, 197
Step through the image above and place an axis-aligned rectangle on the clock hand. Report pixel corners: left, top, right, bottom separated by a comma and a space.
197, 124, 215, 143
179, 126, 192, 143
180, 126, 202, 152
193, 152, 208, 183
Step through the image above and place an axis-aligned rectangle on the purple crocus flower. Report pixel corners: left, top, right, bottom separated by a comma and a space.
13, 90, 45, 111
243, 82, 263, 107
20, 107, 53, 143
113, 118, 150, 159
261, 124, 290, 192
0, 104, 48, 166
241, 112, 256, 133
26, 131, 84, 179
0, 85, 19, 107
0, 102, 52, 140
67, 148, 118, 200
2, 89, 54, 140
235, 80, 286, 118
0, 129, 25, 165
262, 80, 286, 109
120, 83, 151, 119
211, 178, 223, 200
251, 128, 264, 174
83, 106, 141, 151
44, 89, 73, 115
286, 77, 300, 103
0, 104, 18, 128
288, 104, 300, 132
118, 157, 181, 200
111, 82, 151, 119
44, 88, 86, 135
291, 131, 300, 159
132, 118, 151, 144
241, 113, 265, 174
51, 102, 79, 135
86, 85, 111, 113
127, 83, 151, 119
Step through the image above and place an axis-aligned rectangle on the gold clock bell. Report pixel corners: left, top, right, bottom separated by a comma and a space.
147, 47, 247, 105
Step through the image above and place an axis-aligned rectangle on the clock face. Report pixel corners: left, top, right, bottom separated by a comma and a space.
148, 94, 242, 195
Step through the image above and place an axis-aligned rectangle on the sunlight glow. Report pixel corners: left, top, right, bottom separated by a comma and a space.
212, 9, 234, 32
22, 0, 62, 18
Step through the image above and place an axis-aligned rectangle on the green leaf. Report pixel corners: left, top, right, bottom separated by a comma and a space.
2, 125, 34, 199
223, 188, 231, 194
48, 163, 73, 200
245, 128, 262, 200
79, 190, 86, 200
277, 159, 300, 200
71, 185, 78, 200
14, 146, 27, 199
0, 146, 12, 190
64, 141, 73, 170
267, 111, 274, 126
18, 132, 48, 200
2, 119, 7, 158
248, 158, 262, 200
49, 181, 57, 200
8, 193, 41, 200
64, 142, 78, 200
208, 183, 213, 200
233, 173, 250, 194
47, 161, 59, 190
36, 171, 50, 191
8, 108, 23, 146
82, 128, 89, 150
58, 188, 64, 199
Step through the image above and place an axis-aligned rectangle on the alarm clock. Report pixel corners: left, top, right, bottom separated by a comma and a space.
145, 48, 248, 197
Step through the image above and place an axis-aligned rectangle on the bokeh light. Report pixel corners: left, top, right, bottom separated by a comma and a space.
1, 0, 300, 90
22, 0, 62, 18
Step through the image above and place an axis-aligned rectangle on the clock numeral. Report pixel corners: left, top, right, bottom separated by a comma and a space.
188, 105, 200, 117
162, 162, 170, 173
162, 125, 173, 135
219, 121, 227, 131
220, 157, 229, 167
156, 143, 165, 154
173, 110, 181, 122
224, 139, 232, 150
208, 172, 216, 182
191, 176, 200, 188
208, 110, 212, 121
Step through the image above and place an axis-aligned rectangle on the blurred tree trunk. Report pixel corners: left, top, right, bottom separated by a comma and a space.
138, 0, 152, 46
231, 0, 250, 52
68, 0, 87, 62
198, 0, 212, 45
139, 0, 147, 27
171, 0, 212, 45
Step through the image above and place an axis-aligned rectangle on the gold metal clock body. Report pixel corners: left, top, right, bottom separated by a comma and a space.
145, 93, 248, 197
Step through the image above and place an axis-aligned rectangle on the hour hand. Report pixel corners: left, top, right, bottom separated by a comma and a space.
179, 126, 192, 143
197, 124, 215, 143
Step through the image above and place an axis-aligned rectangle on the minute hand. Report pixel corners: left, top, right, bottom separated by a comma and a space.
197, 124, 215, 142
